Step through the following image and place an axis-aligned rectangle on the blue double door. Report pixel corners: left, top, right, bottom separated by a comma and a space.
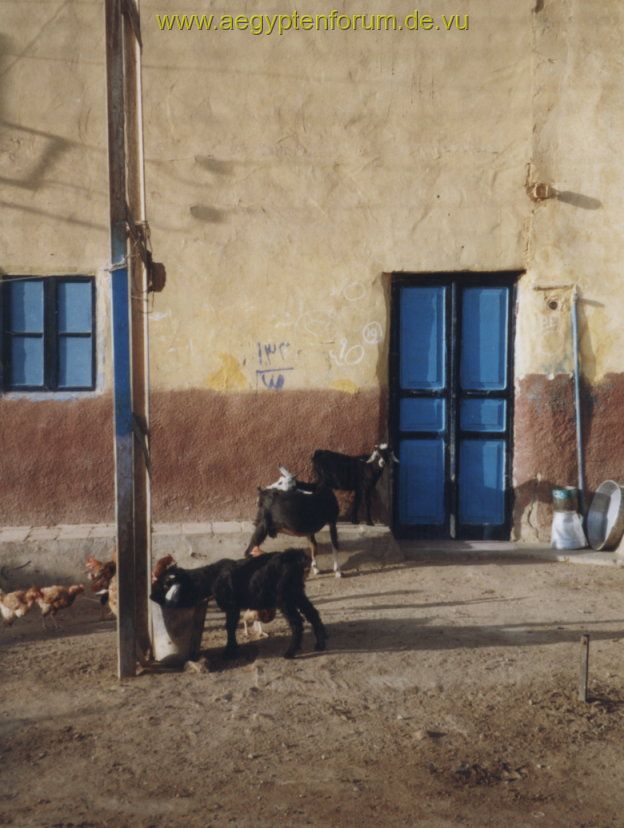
391, 275, 516, 539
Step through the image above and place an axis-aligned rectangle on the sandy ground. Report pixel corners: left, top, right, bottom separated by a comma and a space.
2, 541, 624, 828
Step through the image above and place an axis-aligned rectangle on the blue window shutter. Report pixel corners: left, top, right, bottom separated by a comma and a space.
58, 281, 93, 333
9, 336, 44, 387
57, 279, 94, 388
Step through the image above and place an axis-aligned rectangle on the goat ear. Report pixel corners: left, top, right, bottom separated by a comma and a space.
366, 452, 377, 464
391, 451, 400, 464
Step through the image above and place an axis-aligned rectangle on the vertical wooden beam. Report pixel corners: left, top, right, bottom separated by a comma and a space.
105, 0, 137, 679
124, 0, 151, 662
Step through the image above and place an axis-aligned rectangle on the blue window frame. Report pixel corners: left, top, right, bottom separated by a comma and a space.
1, 277, 96, 391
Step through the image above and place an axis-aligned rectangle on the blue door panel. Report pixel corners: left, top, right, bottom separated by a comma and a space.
400, 286, 446, 390
398, 438, 445, 525
460, 287, 508, 390
400, 397, 445, 432
458, 439, 506, 525
460, 399, 506, 432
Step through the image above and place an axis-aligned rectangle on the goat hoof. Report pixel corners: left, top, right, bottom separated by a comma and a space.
283, 649, 297, 659
334, 570, 342, 579
315, 640, 326, 652
350, 518, 359, 525
366, 520, 374, 527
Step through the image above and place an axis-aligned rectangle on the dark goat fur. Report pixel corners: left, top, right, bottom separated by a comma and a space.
150, 549, 328, 659
244, 483, 341, 575
312, 446, 396, 525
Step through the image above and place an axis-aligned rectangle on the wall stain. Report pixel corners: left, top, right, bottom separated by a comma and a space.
206, 354, 248, 392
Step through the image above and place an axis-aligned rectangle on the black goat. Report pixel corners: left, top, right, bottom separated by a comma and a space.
244, 483, 341, 577
150, 549, 328, 660
312, 443, 399, 526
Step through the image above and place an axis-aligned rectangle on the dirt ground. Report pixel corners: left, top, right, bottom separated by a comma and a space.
2, 544, 624, 828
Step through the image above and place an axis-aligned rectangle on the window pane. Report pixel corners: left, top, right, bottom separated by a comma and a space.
10, 336, 44, 387
58, 281, 93, 333
8, 280, 44, 333
58, 336, 93, 388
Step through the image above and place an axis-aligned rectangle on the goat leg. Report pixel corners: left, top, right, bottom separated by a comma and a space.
296, 593, 328, 652
279, 602, 304, 659
349, 490, 362, 524
244, 523, 268, 558
365, 487, 374, 526
307, 534, 319, 575
222, 607, 241, 659
329, 523, 342, 578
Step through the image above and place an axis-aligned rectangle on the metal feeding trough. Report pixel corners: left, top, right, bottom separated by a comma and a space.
586, 481, 624, 551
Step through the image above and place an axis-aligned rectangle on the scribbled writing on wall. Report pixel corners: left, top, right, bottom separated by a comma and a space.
256, 341, 293, 390
330, 321, 384, 367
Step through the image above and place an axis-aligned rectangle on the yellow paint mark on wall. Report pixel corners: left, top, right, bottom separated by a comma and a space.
206, 353, 248, 392
330, 379, 359, 394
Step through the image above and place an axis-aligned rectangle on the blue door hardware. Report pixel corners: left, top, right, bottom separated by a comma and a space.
390, 273, 519, 540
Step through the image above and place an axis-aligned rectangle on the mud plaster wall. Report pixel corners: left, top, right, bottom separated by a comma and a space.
513, 0, 624, 540
1, 1, 624, 537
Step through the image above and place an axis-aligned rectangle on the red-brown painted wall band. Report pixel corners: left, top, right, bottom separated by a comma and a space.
2, 376, 622, 535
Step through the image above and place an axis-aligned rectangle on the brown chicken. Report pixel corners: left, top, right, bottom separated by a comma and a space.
151, 554, 176, 585
85, 554, 116, 618
242, 607, 277, 639
0, 587, 39, 625
34, 584, 84, 629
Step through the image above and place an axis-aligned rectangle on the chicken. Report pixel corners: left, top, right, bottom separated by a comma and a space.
85, 554, 116, 618
107, 574, 118, 618
242, 607, 277, 639
0, 587, 39, 625
151, 554, 176, 585
34, 584, 84, 629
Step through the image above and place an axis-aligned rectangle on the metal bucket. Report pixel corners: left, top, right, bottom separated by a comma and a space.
586, 480, 624, 551
552, 486, 579, 512
151, 600, 208, 667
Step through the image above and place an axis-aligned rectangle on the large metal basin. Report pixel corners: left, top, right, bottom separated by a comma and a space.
586, 480, 624, 551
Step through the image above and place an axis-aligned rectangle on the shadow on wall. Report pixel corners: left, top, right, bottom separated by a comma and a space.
554, 191, 602, 211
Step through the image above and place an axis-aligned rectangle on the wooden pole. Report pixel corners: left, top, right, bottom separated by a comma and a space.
123, 0, 151, 664
105, 0, 151, 677
105, 0, 135, 679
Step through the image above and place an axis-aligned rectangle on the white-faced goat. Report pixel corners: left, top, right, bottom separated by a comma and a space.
244, 483, 342, 577
150, 549, 328, 660
312, 443, 399, 526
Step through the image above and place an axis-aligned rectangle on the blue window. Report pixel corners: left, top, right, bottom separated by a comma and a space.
1, 277, 95, 391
